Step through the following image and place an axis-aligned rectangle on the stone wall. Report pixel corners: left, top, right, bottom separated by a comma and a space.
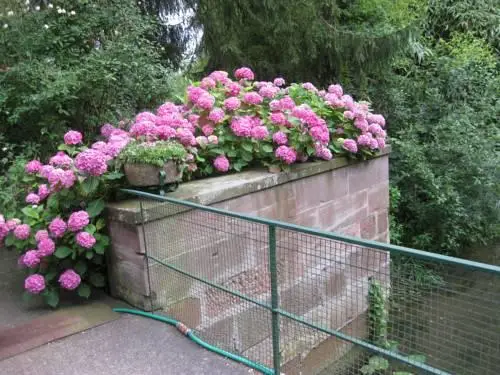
107, 148, 390, 373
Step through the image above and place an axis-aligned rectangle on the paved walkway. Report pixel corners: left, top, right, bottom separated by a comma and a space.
0, 314, 250, 375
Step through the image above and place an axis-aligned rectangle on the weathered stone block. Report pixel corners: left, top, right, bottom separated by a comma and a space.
199, 316, 235, 352
235, 306, 272, 352
368, 181, 390, 213
377, 209, 389, 234
281, 279, 323, 315
360, 214, 377, 240
348, 157, 389, 193
165, 297, 201, 328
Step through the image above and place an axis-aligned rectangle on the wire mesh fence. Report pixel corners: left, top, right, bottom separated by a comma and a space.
127, 189, 500, 375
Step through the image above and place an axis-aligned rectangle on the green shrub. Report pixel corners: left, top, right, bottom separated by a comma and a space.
386, 34, 499, 254
0, 0, 172, 149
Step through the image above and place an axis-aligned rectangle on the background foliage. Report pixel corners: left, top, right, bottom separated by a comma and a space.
1, 0, 499, 257
0, 0, 172, 150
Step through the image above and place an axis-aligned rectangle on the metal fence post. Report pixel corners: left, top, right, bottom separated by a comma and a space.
268, 224, 280, 375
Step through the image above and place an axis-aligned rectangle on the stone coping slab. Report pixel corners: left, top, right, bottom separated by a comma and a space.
107, 146, 390, 225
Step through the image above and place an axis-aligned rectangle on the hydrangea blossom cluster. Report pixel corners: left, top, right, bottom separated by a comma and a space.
58, 269, 81, 290
1, 67, 387, 306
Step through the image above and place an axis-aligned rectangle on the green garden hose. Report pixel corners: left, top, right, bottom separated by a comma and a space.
113, 308, 275, 375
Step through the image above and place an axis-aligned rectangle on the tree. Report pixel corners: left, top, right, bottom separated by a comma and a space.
0, 0, 173, 148
145, 0, 425, 94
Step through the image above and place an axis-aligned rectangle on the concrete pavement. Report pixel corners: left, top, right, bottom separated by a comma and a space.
0, 314, 251, 375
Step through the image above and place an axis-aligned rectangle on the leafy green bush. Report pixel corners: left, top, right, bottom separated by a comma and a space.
0, 0, 172, 148
386, 34, 499, 254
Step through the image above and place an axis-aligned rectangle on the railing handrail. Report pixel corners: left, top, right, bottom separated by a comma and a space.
122, 188, 500, 275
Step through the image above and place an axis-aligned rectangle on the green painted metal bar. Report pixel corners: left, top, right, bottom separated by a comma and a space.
268, 225, 281, 374
276, 309, 451, 375
147, 254, 273, 311
121, 189, 500, 275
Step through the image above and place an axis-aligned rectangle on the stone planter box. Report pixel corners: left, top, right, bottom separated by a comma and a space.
124, 161, 181, 187
106, 147, 391, 373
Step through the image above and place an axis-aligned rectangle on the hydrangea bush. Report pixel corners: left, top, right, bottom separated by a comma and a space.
0, 67, 387, 306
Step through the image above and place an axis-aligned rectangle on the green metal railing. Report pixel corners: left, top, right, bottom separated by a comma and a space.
123, 189, 500, 375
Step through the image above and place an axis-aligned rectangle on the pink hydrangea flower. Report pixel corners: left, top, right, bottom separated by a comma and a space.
75, 149, 108, 176
208, 108, 225, 124
47, 168, 76, 189
369, 138, 379, 150
200, 77, 216, 89
357, 134, 372, 147
354, 118, 369, 132
130, 121, 157, 139
25, 274, 45, 294
6, 219, 20, 230
309, 126, 330, 144
26, 193, 40, 205
135, 111, 157, 123
49, 152, 73, 168
213, 155, 230, 172
223, 97, 241, 111
269, 100, 281, 112
234, 67, 255, 81
196, 93, 215, 110
368, 123, 384, 136
279, 97, 295, 110
196, 136, 209, 147
273, 77, 285, 87
68, 211, 89, 232
367, 113, 386, 127
328, 84, 343, 97
242, 92, 263, 105
377, 137, 386, 149
40, 165, 54, 178
14, 224, 30, 240
302, 82, 317, 92
64, 130, 83, 145
35, 230, 49, 243
251, 126, 269, 140
58, 269, 81, 291
0, 224, 8, 242
259, 85, 279, 99
208, 135, 218, 144
187, 86, 206, 103
269, 112, 288, 126
272, 131, 288, 145
225, 81, 241, 96
100, 123, 115, 138
49, 217, 67, 238
202, 125, 214, 136
315, 144, 333, 160
76, 232, 96, 249
37, 238, 55, 257
209, 70, 229, 84
23, 250, 40, 268
230, 117, 253, 137
343, 111, 355, 120
342, 139, 358, 153
25, 160, 43, 174
343, 96, 356, 111
275, 146, 297, 164
176, 128, 196, 146
157, 126, 177, 140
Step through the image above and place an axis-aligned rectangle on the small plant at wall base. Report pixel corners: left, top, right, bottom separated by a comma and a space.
363, 278, 426, 375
